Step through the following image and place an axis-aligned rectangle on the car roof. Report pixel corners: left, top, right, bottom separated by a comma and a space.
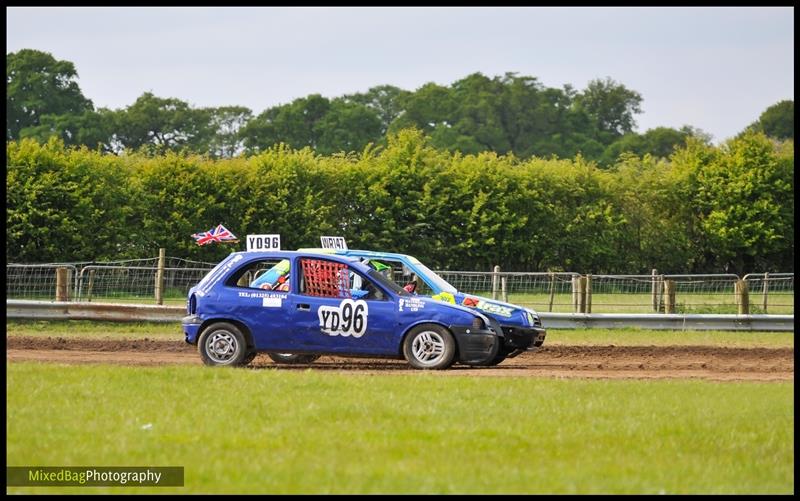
295, 248, 414, 261
230, 250, 362, 264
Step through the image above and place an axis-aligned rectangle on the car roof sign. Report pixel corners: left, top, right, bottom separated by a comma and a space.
320, 236, 348, 250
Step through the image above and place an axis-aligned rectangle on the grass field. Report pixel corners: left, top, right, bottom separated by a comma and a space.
6, 319, 794, 348
6, 363, 794, 494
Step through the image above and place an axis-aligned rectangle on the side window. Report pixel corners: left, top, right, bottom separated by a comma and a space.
299, 258, 386, 301
228, 259, 292, 292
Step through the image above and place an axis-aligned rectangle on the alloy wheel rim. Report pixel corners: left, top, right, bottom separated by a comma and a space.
412, 330, 445, 364
206, 331, 238, 363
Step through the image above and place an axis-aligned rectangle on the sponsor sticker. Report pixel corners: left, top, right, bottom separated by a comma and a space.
399, 297, 426, 312
476, 300, 514, 318
238, 291, 286, 299
432, 292, 456, 304
262, 296, 282, 308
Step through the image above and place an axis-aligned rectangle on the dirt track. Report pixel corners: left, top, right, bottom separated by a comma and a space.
6, 336, 794, 381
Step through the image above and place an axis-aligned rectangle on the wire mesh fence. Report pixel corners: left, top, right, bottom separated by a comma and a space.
4, 258, 795, 314
435, 271, 794, 315
75, 266, 214, 304
436, 271, 580, 312
7, 258, 216, 306
743, 273, 795, 315
579, 274, 745, 314
6, 264, 79, 301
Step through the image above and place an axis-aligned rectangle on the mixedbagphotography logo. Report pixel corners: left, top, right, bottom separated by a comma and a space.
7, 467, 184, 487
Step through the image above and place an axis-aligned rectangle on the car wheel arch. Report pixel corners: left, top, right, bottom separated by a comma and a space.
198, 318, 255, 351
398, 320, 456, 358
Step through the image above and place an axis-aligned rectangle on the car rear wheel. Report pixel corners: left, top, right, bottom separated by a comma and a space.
198, 322, 249, 367
267, 353, 321, 364
403, 324, 456, 370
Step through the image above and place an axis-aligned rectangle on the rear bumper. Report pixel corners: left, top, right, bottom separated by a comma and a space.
182, 314, 203, 344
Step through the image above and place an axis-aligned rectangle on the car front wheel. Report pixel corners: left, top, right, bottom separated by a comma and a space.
403, 324, 456, 370
198, 322, 249, 367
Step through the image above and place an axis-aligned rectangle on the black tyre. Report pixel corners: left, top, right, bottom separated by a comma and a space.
487, 347, 513, 366
198, 322, 249, 367
267, 353, 321, 364
242, 351, 258, 366
403, 324, 457, 370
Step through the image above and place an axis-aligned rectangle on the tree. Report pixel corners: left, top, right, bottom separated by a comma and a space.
240, 95, 382, 155
204, 106, 252, 158
388, 82, 456, 136
315, 99, 383, 155
692, 132, 794, 274
240, 94, 331, 153
7, 49, 93, 140
748, 100, 793, 140
19, 108, 116, 152
343, 85, 410, 136
576, 77, 642, 138
600, 127, 690, 166
113, 92, 213, 154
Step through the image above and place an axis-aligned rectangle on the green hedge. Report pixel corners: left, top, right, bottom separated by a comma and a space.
6, 129, 794, 274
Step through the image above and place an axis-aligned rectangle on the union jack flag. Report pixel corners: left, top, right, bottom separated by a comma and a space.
192, 224, 239, 246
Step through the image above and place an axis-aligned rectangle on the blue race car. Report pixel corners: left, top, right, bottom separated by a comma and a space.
182, 250, 517, 369
316, 248, 547, 360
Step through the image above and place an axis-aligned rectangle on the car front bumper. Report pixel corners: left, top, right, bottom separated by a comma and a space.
449, 324, 501, 365
500, 324, 547, 352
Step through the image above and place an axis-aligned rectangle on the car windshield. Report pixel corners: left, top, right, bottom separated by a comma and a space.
415, 262, 458, 294
368, 269, 410, 296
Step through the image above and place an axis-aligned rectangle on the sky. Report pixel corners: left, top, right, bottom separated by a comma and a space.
6, 6, 794, 143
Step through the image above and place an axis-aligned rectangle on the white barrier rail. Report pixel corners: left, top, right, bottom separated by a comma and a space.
6, 300, 795, 331
538, 312, 795, 331
6, 300, 185, 323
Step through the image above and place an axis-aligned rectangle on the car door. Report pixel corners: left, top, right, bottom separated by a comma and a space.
222, 256, 297, 352
292, 256, 398, 356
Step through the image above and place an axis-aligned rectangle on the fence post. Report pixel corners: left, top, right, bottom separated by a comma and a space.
762, 272, 769, 313
651, 268, 658, 312
736, 279, 750, 315
663, 279, 675, 314
69, 267, 76, 301
571, 276, 579, 312
585, 274, 592, 314
155, 248, 166, 305
501, 275, 508, 303
575, 276, 587, 313
56, 267, 69, 302
86, 269, 96, 302
492, 265, 500, 300
658, 275, 665, 313
548, 272, 556, 312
